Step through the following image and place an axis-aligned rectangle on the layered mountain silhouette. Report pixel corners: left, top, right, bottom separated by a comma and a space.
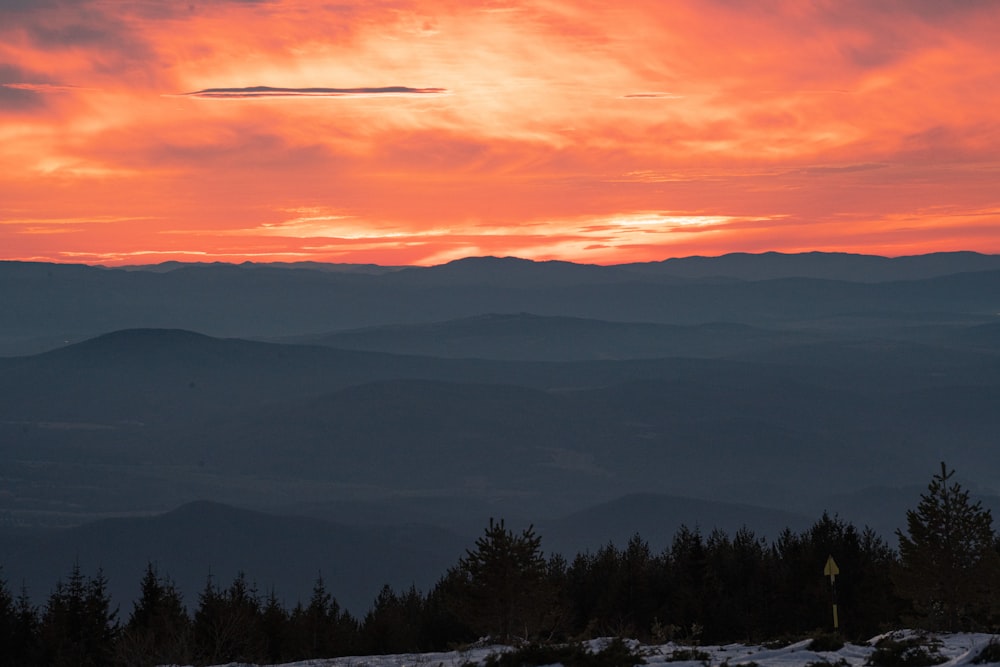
3, 252, 999, 352
1, 251, 998, 614
281, 314, 826, 361
2, 327, 997, 521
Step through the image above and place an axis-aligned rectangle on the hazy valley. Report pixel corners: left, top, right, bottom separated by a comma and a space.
1, 251, 999, 614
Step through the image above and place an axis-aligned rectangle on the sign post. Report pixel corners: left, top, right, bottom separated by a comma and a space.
824, 555, 840, 629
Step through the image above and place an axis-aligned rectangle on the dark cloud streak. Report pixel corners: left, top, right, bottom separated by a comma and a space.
622, 92, 680, 99
181, 85, 449, 99
0, 84, 44, 110
0, 64, 47, 110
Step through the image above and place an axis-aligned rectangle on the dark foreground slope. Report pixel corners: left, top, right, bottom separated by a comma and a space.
0, 493, 819, 615
0, 501, 464, 614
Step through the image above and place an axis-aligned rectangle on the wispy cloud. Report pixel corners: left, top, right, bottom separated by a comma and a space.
0, 82, 93, 93
56, 249, 318, 263
572, 212, 784, 238
224, 208, 455, 240
621, 92, 683, 99
0, 215, 156, 226
179, 86, 449, 99
793, 163, 889, 176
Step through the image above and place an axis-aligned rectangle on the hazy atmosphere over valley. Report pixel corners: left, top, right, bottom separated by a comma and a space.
2, 252, 999, 615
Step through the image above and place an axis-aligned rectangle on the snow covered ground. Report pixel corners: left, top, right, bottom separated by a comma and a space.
192, 632, 1000, 667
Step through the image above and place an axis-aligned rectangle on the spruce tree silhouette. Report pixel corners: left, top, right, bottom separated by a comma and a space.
895, 462, 1000, 630
449, 518, 550, 643
40, 564, 118, 667
116, 562, 190, 666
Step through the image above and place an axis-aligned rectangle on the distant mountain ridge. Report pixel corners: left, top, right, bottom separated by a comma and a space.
626, 250, 1000, 281
283, 314, 826, 361
99, 250, 1000, 282
2, 251, 999, 354
117, 260, 405, 274
378, 256, 641, 288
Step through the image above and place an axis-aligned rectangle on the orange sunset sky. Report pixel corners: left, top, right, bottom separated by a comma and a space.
2, 0, 999, 266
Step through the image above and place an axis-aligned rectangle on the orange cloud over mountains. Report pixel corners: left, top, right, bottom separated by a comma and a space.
2, 0, 999, 265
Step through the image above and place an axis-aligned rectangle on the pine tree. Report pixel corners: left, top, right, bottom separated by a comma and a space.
291, 575, 336, 658
422, 575, 475, 649
0, 572, 15, 665
85, 569, 119, 660
192, 571, 265, 663
895, 462, 1000, 631
361, 584, 426, 654
192, 573, 224, 664
852, 526, 902, 637
260, 588, 289, 664
40, 563, 118, 667
702, 527, 770, 643
668, 524, 707, 641
448, 517, 551, 643
116, 563, 190, 666
12, 585, 41, 666
0, 582, 41, 666
565, 544, 616, 636
288, 574, 358, 659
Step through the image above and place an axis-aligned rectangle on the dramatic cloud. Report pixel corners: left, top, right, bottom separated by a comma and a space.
1, 0, 999, 265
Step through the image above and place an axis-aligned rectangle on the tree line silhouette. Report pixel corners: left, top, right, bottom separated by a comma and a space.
2, 463, 998, 666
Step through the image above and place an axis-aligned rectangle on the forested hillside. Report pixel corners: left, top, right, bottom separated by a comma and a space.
3, 465, 999, 666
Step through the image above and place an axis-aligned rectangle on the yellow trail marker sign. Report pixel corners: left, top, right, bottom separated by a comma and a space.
824, 555, 840, 582
824, 555, 840, 629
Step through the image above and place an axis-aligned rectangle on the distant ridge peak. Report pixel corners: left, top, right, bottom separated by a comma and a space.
444, 255, 533, 264
441, 255, 586, 267
42, 328, 223, 358
96, 327, 210, 338
83, 328, 215, 344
